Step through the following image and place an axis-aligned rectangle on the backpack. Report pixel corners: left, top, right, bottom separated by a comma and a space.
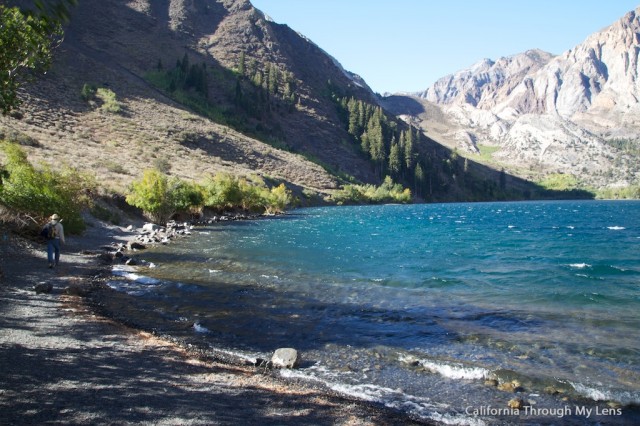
41, 223, 56, 240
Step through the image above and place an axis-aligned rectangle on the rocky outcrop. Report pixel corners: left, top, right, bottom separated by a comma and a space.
398, 7, 640, 189
418, 49, 554, 110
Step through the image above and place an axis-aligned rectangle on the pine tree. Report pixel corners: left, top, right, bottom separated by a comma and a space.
388, 141, 401, 178
180, 53, 189, 74
268, 63, 279, 96
361, 129, 370, 155
368, 118, 386, 178
414, 163, 425, 197
253, 71, 263, 88
238, 52, 246, 76
347, 98, 360, 138
404, 129, 414, 172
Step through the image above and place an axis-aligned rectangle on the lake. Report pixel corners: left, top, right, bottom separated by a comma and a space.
108, 200, 640, 424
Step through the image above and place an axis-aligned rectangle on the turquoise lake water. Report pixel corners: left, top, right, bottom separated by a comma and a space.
110, 200, 640, 424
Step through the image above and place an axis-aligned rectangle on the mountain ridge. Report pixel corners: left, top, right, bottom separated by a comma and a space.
385, 7, 640, 191
1, 0, 589, 205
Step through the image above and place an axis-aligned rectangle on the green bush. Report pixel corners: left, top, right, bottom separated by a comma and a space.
596, 185, 640, 200
266, 183, 295, 214
125, 169, 203, 224
201, 173, 244, 211
80, 83, 97, 101
127, 169, 295, 222
0, 142, 94, 234
95, 87, 122, 113
538, 173, 581, 191
200, 173, 294, 213
333, 176, 412, 205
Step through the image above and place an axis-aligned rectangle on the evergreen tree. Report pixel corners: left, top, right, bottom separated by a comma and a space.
358, 101, 367, 130
267, 63, 279, 96
360, 129, 370, 155
238, 51, 246, 76
248, 58, 257, 78
180, 53, 189, 74
368, 119, 386, 178
283, 71, 293, 99
404, 129, 414, 172
253, 71, 263, 88
388, 140, 401, 178
414, 163, 425, 198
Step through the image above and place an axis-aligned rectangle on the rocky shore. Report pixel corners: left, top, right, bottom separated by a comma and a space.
0, 214, 428, 425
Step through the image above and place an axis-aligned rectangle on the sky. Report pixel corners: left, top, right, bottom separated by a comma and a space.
250, 1, 640, 94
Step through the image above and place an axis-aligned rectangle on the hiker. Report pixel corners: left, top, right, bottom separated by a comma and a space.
42, 214, 65, 268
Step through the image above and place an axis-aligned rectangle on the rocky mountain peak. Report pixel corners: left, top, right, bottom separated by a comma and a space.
418, 49, 554, 108
387, 8, 640, 190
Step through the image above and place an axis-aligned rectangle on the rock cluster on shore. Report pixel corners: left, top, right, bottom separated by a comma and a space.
96, 214, 260, 266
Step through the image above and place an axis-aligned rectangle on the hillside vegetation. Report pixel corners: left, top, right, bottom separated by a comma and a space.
0, 0, 596, 235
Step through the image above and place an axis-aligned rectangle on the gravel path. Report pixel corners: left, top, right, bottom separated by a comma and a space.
0, 220, 426, 425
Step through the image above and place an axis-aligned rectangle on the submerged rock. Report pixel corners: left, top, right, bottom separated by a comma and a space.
271, 348, 299, 369
508, 397, 524, 409
498, 380, 524, 392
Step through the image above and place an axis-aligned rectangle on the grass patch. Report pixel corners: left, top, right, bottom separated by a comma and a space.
537, 173, 581, 191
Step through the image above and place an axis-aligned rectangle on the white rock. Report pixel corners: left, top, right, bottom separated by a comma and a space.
271, 348, 299, 369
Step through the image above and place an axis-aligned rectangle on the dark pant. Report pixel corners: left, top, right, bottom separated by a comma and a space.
47, 238, 61, 265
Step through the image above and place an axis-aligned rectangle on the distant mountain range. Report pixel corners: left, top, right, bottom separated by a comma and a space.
384, 8, 640, 190
2, 0, 633, 206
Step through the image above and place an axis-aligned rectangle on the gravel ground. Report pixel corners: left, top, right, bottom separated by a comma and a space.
0, 219, 427, 425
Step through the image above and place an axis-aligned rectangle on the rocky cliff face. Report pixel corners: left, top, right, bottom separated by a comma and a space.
418, 49, 555, 110
391, 8, 640, 189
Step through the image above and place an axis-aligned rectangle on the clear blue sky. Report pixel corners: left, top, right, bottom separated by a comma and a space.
250, 1, 639, 94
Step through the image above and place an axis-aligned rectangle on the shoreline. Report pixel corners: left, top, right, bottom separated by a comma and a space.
0, 215, 429, 425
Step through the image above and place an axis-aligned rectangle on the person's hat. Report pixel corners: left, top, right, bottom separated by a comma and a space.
50, 214, 60, 221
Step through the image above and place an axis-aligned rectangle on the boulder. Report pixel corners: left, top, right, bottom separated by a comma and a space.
142, 223, 159, 233
64, 284, 90, 297
271, 348, 299, 369
97, 252, 114, 264
508, 397, 524, 410
498, 380, 524, 393
34, 282, 53, 294
127, 241, 146, 250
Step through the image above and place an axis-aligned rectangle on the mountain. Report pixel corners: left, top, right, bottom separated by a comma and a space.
384, 8, 640, 191
1, 0, 369, 194
0, 0, 574, 205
